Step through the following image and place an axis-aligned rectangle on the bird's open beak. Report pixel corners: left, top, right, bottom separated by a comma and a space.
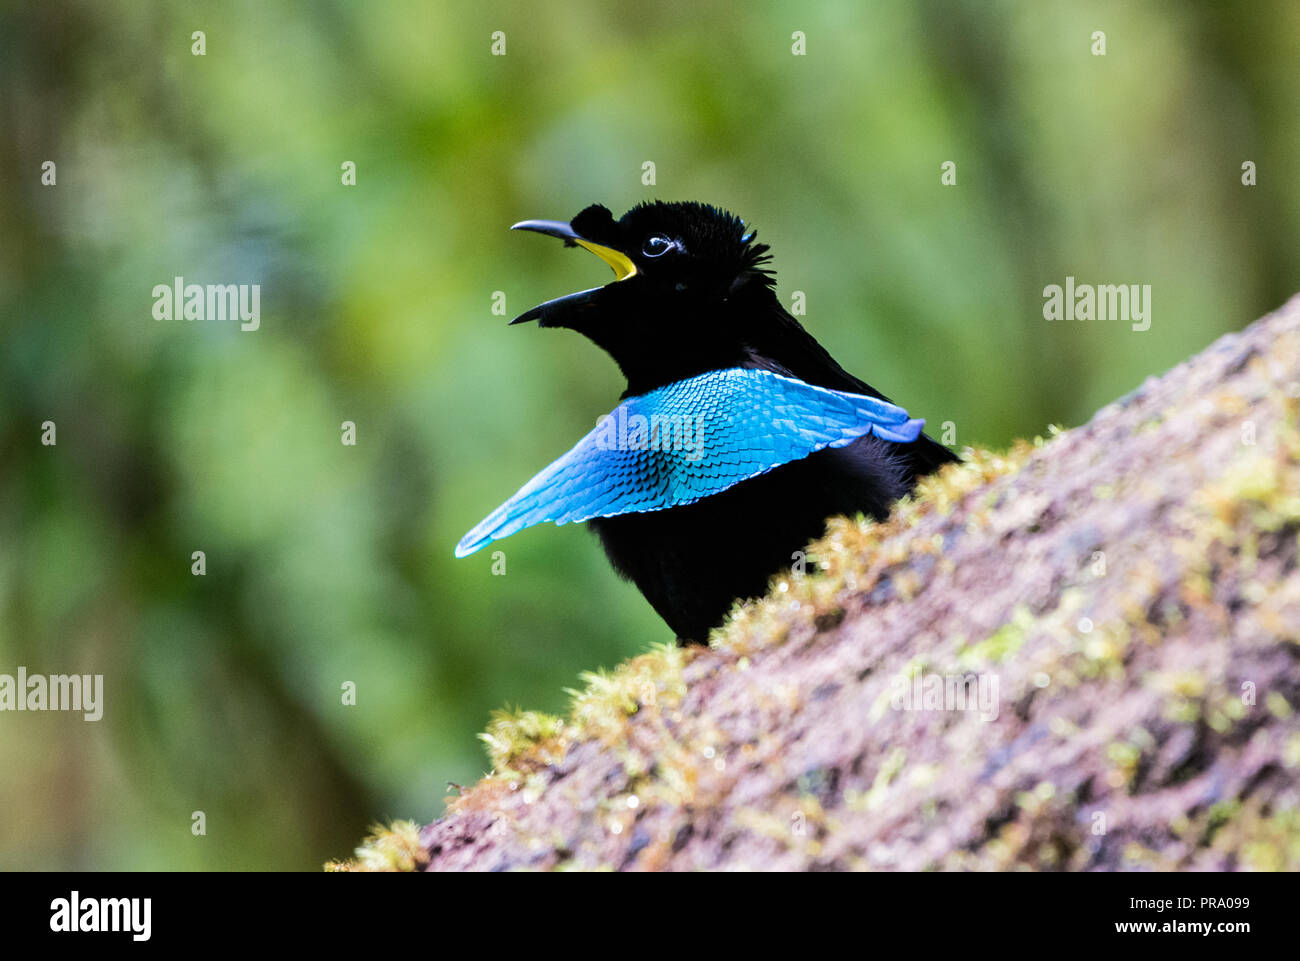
509, 220, 638, 326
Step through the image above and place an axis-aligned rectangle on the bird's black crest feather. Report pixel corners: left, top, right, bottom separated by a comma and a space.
617, 200, 777, 286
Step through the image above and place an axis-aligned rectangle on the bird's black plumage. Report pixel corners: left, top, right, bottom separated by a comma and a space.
473, 201, 957, 642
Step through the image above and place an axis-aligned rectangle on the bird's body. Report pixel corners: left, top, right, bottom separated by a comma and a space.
457, 201, 956, 642
588, 437, 911, 640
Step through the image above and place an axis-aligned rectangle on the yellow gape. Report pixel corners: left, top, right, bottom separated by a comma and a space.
574, 238, 638, 281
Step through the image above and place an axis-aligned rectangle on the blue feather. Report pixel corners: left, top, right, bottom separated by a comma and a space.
455, 367, 924, 557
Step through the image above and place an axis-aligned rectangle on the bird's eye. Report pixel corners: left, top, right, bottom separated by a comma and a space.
642, 235, 675, 258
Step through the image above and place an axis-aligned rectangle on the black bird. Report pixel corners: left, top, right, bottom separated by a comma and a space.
458, 201, 957, 642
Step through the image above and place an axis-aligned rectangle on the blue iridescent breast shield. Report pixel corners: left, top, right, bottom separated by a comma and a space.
455, 366, 923, 557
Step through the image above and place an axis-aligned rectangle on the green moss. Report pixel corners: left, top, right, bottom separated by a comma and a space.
959, 606, 1033, 666
568, 641, 688, 745
1283, 733, 1300, 768
1238, 810, 1300, 870
1106, 740, 1142, 785
857, 747, 907, 812
324, 820, 427, 872
480, 708, 568, 774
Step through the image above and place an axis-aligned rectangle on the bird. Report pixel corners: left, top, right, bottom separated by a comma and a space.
457, 201, 957, 643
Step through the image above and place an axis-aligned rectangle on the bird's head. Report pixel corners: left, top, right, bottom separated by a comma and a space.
509, 201, 776, 393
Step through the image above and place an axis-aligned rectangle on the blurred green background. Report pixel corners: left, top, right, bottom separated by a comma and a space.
1, 0, 1297, 870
